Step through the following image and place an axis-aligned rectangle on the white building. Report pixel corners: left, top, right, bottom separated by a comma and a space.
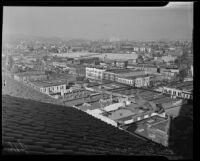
161, 55, 177, 63
40, 84, 67, 96
162, 82, 193, 100
135, 77, 150, 87
116, 75, 150, 87
86, 67, 106, 80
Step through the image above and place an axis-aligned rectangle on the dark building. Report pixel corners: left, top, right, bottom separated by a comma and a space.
67, 64, 86, 77
111, 60, 128, 68
73, 57, 100, 65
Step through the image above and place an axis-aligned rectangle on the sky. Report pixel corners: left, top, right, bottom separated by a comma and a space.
3, 2, 193, 41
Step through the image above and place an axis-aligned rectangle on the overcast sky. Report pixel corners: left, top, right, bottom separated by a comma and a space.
3, 2, 193, 41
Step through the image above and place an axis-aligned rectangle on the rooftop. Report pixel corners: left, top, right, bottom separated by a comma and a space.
150, 120, 169, 133
76, 101, 102, 111
107, 108, 137, 121
105, 68, 136, 74
15, 71, 46, 77
30, 77, 72, 87
166, 81, 193, 91
66, 64, 87, 68
125, 75, 149, 79
125, 115, 167, 139
2, 95, 174, 156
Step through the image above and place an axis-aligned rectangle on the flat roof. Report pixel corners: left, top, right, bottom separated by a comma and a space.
125, 115, 167, 139
150, 120, 169, 132
125, 75, 149, 79
30, 78, 70, 87
102, 82, 127, 89
66, 64, 87, 68
77, 101, 101, 111
115, 115, 135, 122
167, 81, 193, 91
105, 69, 137, 74
107, 109, 136, 121
111, 88, 158, 96
130, 64, 158, 68
15, 71, 46, 77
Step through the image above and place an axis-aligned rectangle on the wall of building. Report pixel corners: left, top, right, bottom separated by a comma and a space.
116, 77, 134, 86
162, 87, 192, 99
40, 84, 66, 95
86, 67, 106, 80
147, 127, 168, 147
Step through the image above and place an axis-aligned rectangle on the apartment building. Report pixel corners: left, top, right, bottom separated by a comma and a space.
86, 67, 106, 80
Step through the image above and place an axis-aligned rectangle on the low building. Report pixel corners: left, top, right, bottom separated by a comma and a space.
86, 67, 106, 80
162, 81, 193, 100
116, 75, 150, 87
52, 61, 67, 68
67, 64, 86, 76
147, 117, 170, 147
103, 68, 146, 82
111, 60, 128, 68
125, 115, 170, 147
161, 55, 177, 63
13, 71, 47, 82
128, 75, 150, 87
130, 64, 158, 74
73, 57, 100, 65
31, 79, 68, 96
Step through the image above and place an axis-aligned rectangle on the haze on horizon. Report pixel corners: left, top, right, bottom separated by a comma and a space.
3, 2, 193, 41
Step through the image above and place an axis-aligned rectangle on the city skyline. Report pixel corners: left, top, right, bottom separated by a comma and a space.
3, 2, 193, 41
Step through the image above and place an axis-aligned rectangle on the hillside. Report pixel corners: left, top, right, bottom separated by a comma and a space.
2, 95, 177, 157
2, 72, 64, 106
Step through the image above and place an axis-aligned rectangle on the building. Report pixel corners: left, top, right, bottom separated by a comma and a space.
103, 69, 146, 82
116, 75, 150, 87
162, 81, 193, 100
130, 64, 158, 74
128, 75, 150, 87
111, 60, 128, 68
161, 55, 177, 63
126, 115, 170, 147
86, 67, 106, 80
67, 64, 86, 77
147, 116, 170, 147
73, 57, 100, 65
13, 71, 47, 82
31, 78, 69, 97
52, 61, 67, 68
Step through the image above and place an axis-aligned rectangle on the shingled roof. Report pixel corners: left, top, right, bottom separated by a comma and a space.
2, 95, 175, 156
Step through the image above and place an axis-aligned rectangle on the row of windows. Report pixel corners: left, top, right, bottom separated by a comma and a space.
41, 85, 65, 93
164, 89, 192, 99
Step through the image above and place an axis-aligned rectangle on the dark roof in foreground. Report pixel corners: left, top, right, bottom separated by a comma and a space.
2, 95, 175, 156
